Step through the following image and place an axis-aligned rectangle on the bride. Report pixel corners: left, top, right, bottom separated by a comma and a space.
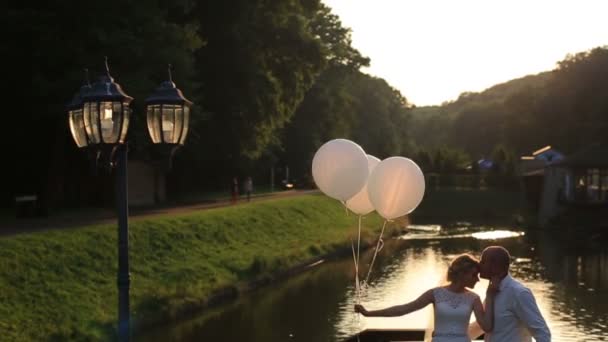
354, 254, 499, 342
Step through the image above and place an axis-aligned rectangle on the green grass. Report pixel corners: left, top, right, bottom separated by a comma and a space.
0, 194, 386, 341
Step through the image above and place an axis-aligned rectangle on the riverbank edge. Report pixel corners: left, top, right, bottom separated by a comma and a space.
1, 188, 528, 341
0, 194, 391, 341
131, 236, 383, 339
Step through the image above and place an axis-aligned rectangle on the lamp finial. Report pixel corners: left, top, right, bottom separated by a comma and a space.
104, 56, 111, 77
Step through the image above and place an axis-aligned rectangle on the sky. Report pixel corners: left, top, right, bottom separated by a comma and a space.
322, 0, 608, 106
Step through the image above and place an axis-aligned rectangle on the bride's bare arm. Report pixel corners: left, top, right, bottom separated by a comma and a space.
474, 275, 501, 332
473, 294, 494, 332
354, 289, 434, 317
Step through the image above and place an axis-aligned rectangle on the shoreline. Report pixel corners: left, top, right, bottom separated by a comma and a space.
131, 239, 377, 337
0, 195, 386, 341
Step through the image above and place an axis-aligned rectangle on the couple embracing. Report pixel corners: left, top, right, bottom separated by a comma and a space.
355, 246, 551, 342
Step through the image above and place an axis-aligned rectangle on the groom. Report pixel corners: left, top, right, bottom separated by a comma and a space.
470, 246, 551, 342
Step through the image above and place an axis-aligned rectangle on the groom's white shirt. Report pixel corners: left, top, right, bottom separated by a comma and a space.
470, 274, 551, 342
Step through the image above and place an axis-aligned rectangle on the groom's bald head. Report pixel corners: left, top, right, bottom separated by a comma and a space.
479, 246, 511, 279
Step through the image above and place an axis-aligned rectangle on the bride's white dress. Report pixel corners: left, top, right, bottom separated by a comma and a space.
431, 287, 479, 342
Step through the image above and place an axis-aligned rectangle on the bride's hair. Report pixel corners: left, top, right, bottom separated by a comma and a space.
447, 254, 479, 283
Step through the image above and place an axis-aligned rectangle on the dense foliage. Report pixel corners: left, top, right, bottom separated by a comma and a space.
5, 1, 413, 209
409, 47, 608, 167
5, 1, 607, 209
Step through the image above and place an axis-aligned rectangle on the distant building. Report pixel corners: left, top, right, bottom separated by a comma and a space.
521, 144, 608, 227
477, 158, 494, 171
520, 146, 563, 214
551, 144, 608, 204
531, 145, 565, 163
520, 145, 564, 175
128, 160, 166, 206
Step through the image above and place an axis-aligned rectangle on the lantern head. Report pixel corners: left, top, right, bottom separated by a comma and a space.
144, 65, 193, 146
80, 58, 133, 147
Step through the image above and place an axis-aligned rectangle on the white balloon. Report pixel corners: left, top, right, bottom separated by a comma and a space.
367, 157, 425, 220
312, 139, 369, 201
346, 155, 381, 215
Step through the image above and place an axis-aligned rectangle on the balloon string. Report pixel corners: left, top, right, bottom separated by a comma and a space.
352, 215, 363, 342
341, 200, 350, 216
363, 220, 388, 286
351, 238, 358, 284
350, 215, 363, 304
356, 215, 362, 303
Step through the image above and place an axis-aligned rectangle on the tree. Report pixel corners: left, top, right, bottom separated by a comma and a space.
6, 0, 202, 207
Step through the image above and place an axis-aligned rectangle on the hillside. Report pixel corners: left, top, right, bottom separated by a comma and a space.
409, 47, 608, 158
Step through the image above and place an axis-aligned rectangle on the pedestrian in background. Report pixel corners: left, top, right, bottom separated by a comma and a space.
244, 176, 253, 202
231, 177, 239, 204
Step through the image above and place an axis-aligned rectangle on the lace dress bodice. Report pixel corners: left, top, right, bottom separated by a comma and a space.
432, 287, 479, 342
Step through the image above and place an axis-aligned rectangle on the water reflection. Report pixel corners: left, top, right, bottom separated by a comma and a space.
399, 226, 525, 241
136, 226, 608, 342
471, 230, 525, 240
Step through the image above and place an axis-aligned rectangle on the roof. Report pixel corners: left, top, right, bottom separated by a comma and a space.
532, 146, 564, 162
552, 144, 608, 168
520, 145, 563, 175
532, 145, 552, 156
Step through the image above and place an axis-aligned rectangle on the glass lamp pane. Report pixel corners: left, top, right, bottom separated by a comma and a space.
161, 105, 176, 143
179, 106, 190, 145
78, 109, 89, 147
69, 109, 88, 147
103, 101, 121, 143
146, 106, 157, 143
174, 106, 184, 144
68, 111, 78, 145
88, 102, 101, 143
100, 102, 116, 143
120, 104, 130, 143
146, 106, 153, 142
146, 105, 162, 143
83, 103, 92, 142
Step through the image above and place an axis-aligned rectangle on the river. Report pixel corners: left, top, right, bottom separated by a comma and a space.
136, 224, 608, 341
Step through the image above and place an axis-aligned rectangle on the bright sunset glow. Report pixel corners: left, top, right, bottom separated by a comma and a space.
323, 0, 608, 106
471, 230, 524, 240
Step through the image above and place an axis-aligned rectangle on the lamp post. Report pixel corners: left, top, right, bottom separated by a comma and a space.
67, 58, 193, 342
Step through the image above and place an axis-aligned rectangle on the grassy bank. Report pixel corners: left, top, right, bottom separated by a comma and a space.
0, 194, 387, 341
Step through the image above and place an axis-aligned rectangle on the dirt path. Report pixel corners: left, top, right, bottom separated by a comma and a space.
1, 190, 318, 237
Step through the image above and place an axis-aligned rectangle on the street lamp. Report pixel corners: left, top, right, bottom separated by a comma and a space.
145, 65, 193, 168
67, 58, 193, 342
